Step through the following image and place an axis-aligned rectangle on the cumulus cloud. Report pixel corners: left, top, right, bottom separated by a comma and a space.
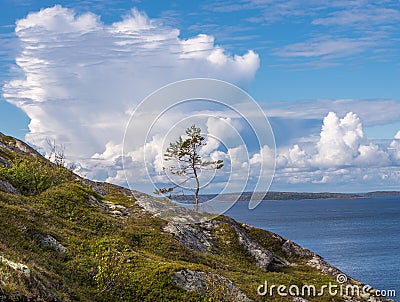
272, 111, 400, 190
2, 5, 260, 188
279, 112, 392, 169
249, 144, 274, 165
314, 112, 364, 167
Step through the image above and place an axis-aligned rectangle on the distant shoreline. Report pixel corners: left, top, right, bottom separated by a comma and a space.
173, 191, 400, 202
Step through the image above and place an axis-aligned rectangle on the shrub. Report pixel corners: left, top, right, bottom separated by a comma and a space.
0, 156, 73, 195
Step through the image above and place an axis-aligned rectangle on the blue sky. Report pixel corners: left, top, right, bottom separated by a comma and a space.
1, 0, 400, 193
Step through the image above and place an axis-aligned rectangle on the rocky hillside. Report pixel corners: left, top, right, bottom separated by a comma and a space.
0, 132, 394, 301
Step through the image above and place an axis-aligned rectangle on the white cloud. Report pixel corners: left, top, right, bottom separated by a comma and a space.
16, 5, 101, 33
228, 144, 249, 170
355, 144, 390, 167
266, 98, 400, 127
314, 112, 364, 167
204, 117, 244, 149
287, 144, 309, 168
282, 112, 392, 169
312, 7, 400, 27
249, 145, 269, 165
272, 111, 400, 189
395, 130, 400, 139
389, 140, 400, 164
2, 6, 260, 185
275, 37, 375, 59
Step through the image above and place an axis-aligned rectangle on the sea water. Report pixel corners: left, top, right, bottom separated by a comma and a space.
225, 196, 400, 299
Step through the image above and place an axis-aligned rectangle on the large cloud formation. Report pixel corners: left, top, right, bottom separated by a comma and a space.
3, 5, 399, 193
2, 6, 260, 187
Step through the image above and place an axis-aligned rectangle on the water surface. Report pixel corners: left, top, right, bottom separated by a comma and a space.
224, 196, 400, 298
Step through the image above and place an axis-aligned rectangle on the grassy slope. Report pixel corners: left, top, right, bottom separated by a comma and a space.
0, 134, 358, 301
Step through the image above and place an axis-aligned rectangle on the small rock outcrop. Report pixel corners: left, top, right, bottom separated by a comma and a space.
0, 155, 10, 167
87, 195, 129, 217
171, 269, 251, 302
227, 218, 289, 270
133, 191, 213, 224
306, 255, 345, 279
0, 180, 20, 194
0, 133, 40, 157
81, 179, 133, 197
92, 185, 108, 196
282, 240, 315, 258
81, 180, 108, 196
163, 221, 215, 253
40, 235, 67, 254
0, 255, 30, 276
164, 217, 288, 271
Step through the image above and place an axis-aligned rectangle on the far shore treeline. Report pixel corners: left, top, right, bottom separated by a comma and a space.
174, 191, 400, 203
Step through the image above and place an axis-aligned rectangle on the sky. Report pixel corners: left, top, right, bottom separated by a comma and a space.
0, 0, 400, 193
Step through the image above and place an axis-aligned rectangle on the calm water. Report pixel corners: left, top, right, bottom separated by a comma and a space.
224, 196, 400, 298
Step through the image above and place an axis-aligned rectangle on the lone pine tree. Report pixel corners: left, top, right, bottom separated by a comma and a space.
156, 125, 223, 209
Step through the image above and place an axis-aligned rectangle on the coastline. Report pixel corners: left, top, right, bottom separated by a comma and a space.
173, 191, 400, 203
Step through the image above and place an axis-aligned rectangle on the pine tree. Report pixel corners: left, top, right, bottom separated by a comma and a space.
156, 125, 223, 210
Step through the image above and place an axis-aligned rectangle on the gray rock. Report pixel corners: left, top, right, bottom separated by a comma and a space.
92, 185, 107, 196
163, 222, 215, 253
229, 220, 272, 269
82, 179, 132, 197
41, 235, 67, 254
171, 269, 251, 302
0, 255, 30, 276
133, 191, 214, 224
138, 192, 286, 269
227, 218, 289, 270
109, 210, 123, 216
306, 255, 344, 279
282, 240, 315, 258
172, 269, 207, 292
0, 180, 20, 194
15, 140, 38, 156
0, 155, 10, 167
87, 196, 129, 217
0, 135, 40, 157
87, 195, 108, 211
164, 217, 288, 270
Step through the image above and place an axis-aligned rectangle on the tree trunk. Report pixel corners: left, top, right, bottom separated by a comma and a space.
194, 178, 199, 211
193, 165, 200, 211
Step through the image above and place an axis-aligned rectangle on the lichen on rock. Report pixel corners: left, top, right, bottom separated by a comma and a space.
0, 255, 30, 276
163, 221, 215, 253
171, 269, 251, 302
0, 180, 20, 195
40, 235, 67, 254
